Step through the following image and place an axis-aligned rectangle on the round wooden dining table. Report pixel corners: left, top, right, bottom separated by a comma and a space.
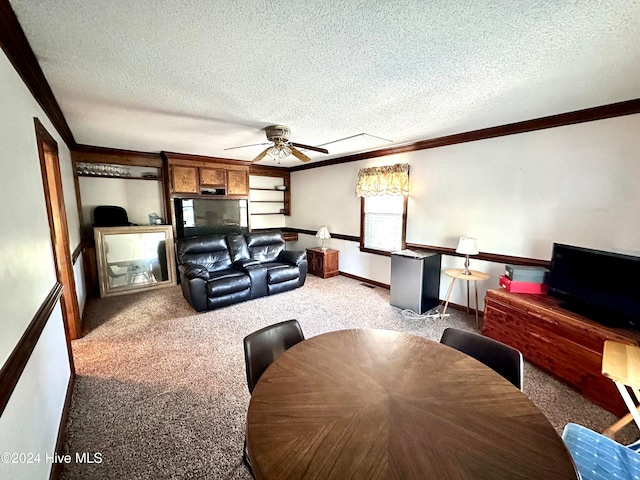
246, 328, 578, 480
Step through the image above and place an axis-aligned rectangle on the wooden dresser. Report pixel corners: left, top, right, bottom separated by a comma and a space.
483, 289, 640, 416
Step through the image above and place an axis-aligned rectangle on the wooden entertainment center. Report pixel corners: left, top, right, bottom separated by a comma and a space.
483, 288, 640, 417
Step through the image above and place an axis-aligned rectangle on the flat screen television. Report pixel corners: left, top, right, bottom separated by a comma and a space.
174, 198, 248, 238
548, 243, 640, 329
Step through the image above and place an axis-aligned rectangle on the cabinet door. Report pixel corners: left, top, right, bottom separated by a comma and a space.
307, 250, 323, 276
228, 168, 249, 195
172, 166, 198, 193
200, 167, 226, 187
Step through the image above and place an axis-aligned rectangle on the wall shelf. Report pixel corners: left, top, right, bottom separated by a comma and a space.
77, 173, 162, 181
249, 172, 289, 229
76, 162, 162, 181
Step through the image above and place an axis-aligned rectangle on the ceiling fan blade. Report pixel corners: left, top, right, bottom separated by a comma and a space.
252, 147, 272, 163
290, 146, 311, 162
290, 142, 329, 154
224, 142, 270, 151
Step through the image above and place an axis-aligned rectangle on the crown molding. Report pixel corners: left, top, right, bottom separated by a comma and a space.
0, 0, 76, 149
291, 98, 640, 172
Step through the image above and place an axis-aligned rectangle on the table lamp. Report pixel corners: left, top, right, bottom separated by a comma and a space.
456, 237, 478, 275
316, 226, 331, 251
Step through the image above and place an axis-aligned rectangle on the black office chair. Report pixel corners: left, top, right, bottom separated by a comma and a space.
93, 205, 136, 227
440, 327, 524, 390
242, 320, 305, 474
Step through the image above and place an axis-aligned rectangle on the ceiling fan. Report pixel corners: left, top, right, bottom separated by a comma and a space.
225, 125, 329, 163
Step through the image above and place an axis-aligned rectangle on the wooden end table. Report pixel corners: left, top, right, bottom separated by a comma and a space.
442, 268, 489, 328
306, 248, 338, 278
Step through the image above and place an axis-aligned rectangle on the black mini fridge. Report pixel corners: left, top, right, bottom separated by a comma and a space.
390, 250, 441, 314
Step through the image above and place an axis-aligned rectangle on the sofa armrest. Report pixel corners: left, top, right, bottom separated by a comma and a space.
233, 258, 260, 270
278, 250, 307, 266
179, 262, 210, 281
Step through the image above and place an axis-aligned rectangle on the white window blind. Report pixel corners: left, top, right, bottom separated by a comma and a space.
363, 196, 404, 251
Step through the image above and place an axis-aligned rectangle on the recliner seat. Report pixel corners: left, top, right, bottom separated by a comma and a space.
176, 231, 307, 311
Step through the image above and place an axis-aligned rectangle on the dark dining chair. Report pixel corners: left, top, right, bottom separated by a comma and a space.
242, 319, 305, 474
440, 327, 524, 390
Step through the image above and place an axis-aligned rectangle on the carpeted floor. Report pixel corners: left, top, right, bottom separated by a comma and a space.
61, 275, 638, 479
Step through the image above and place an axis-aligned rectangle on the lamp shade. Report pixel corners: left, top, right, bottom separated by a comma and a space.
316, 226, 331, 240
456, 237, 478, 255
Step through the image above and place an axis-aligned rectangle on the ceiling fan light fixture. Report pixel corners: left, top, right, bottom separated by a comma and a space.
268, 143, 291, 161
243, 125, 329, 163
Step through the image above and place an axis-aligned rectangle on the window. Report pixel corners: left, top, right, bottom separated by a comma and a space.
356, 163, 409, 255
360, 195, 407, 253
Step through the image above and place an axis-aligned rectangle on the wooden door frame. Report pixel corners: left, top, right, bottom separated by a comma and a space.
35, 118, 82, 342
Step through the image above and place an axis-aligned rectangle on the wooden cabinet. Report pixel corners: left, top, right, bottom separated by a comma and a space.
199, 167, 226, 187
307, 248, 339, 279
482, 289, 640, 417
227, 168, 249, 195
169, 160, 249, 196
171, 166, 198, 193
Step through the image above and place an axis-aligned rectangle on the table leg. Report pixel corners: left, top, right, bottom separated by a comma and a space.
474, 281, 479, 330
466, 281, 470, 314
603, 410, 639, 439
442, 278, 457, 317
614, 381, 640, 432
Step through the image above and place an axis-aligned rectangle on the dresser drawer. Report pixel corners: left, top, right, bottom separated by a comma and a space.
483, 293, 631, 417
484, 305, 600, 386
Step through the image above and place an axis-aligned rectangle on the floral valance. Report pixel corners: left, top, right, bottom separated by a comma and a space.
355, 163, 409, 197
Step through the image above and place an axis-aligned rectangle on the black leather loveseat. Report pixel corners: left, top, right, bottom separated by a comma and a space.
176, 231, 307, 311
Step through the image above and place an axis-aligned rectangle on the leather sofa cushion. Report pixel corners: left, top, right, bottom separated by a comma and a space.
245, 232, 285, 263
264, 264, 300, 284
226, 234, 250, 262
207, 269, 251, 296
177, 235, 232, 272
279, 250, 306, 266
179, 262, 210, 280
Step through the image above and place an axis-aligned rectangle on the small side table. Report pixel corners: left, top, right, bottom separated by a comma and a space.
306, 248, 339, 279
601, 341, 640, 439
442, 269, 489, 328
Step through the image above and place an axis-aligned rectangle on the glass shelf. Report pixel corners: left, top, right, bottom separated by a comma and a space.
76, 162, 162, 180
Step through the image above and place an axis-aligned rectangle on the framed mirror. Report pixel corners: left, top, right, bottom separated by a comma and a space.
94, 225, 176, 297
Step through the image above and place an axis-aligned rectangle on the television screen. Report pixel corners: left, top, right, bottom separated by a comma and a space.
548, 243, 640, 328
175, 198, 248, 238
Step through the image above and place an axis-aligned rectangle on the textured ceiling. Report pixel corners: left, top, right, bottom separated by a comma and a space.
9, 0, 640, 167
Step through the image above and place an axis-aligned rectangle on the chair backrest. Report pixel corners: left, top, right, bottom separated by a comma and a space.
176, 234, 232, 272
562, 423, 640, 480
244, 231, 285, 263
93, 205, 131, 226
243, 320, 305, 394
440, 327, 524, 390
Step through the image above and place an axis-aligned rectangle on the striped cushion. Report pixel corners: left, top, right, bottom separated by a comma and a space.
562, 423, 640, 480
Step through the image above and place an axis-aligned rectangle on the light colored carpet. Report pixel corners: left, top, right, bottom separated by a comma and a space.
61, 275, 638, 479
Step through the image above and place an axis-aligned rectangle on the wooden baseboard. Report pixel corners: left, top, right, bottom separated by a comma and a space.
49, 371, 75, 480
339, 271, 389, 290
337, 271, 483, 317
444, 301, 485, 318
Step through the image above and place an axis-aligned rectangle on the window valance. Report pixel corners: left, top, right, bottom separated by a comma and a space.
355, 163, 409, 197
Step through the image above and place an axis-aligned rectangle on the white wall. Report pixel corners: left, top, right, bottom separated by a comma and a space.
289, 114, 640, 308
0, 49, 77, 479
0, 306, 71, 480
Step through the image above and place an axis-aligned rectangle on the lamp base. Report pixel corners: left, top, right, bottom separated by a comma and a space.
461, 255, 472, 275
